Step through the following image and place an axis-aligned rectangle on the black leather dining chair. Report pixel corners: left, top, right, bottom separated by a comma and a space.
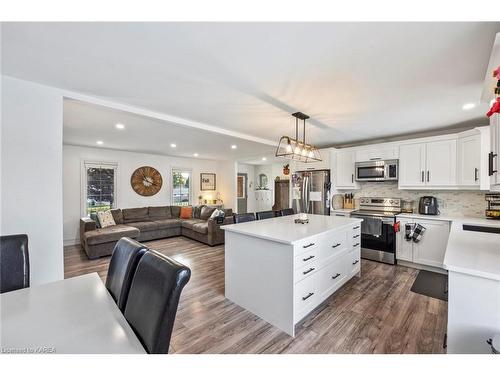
0, 234, 30, 294
233, 212, 256, 224
105, 238, 148, 312
255, 210, 277, 220
124, 250, 191, 354
280, 208, 295, 216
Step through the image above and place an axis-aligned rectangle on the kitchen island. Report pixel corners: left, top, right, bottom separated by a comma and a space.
222, 214, 362, 336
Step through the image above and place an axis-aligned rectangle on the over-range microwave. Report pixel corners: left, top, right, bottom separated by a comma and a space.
355, 159, 398, 181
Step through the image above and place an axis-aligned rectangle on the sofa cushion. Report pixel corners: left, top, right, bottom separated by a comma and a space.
97, 210, 116, 228
148, 206, 171, 220
110, 209, 123, 224
84, 225, 140, 246
170, 206, 181, 218
123, 207, 149, 223
181, 219, 205, 230
200, 206, 216, 220
180, 206, 193, 219
192, 205, 205, 219
191, 222, 208, 234
127, 221, 159, 232
154, 218, 182, 230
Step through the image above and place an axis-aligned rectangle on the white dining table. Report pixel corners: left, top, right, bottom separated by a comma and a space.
0, 272, 146, 354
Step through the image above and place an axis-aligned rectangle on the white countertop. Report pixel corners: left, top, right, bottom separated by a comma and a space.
223, 214, 362, 245
331, 208, 358, 214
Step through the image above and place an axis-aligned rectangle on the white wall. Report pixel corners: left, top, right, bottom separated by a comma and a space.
236, 163, 256, 213
1, 76, 64, 285
63, 145, 237, 245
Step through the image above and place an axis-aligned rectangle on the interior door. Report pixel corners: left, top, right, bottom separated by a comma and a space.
237, 173, 248, 213
399, 143, 426, 187
426, 139, 457, 186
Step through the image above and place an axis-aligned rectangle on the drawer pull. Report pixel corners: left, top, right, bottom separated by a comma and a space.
302, 255, 315, 262
302, 292, 314, 301
303, 243, 315, 248
332, 273, 341, 280
353, 226, 360, 229
352, 260, 359, 265
353, 242, 360, 247
331, 243, 341, 248
303, 267, 315, 275
353, 234, 360, 238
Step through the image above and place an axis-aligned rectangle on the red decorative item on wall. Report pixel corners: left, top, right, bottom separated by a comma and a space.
487, 65, 500, 118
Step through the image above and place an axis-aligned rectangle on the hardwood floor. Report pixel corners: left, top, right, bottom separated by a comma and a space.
64, 237, 447, 354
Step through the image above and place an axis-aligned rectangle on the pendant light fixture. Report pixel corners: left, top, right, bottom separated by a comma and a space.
275, 112, 322, 162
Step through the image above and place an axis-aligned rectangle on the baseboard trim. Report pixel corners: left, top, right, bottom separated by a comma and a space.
397, 260, 447, 275
64, 238, 80, 247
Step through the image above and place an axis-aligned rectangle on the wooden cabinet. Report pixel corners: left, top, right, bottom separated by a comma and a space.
458, 134, 480, 187
395, 216, 450, 269
399, 139, 457, 188
332, 149, 359, 190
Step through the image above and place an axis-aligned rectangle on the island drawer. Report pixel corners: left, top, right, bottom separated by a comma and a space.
317, 252, 349, 300
294, 273, 319, 321
294, 247, 319, 270
348, 248, 361, 277
294, 260, 319, 284
320, 229, 348, 261
293, 236, 324, 256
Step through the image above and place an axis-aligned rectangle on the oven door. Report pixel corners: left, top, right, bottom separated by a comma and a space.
351, 214, 396, 264
355, 161, 386, 181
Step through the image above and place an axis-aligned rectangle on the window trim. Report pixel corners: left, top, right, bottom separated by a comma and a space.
81, 160, 118, 217
171, 167, 193, 206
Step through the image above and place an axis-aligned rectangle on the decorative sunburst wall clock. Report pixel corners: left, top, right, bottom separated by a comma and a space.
130, 166, 163, 196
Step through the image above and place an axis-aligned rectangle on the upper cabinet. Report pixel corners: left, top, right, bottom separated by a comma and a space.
458, 134, 480, 187
355, 145, 398, 162
490, 114, 500, 190
399, 139, 457, 189
292, 149, 330, 172
331, 149, 359, 190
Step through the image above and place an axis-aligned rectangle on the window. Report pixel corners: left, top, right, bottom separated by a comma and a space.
83, 162, 118, 216
171, 168, 192, 206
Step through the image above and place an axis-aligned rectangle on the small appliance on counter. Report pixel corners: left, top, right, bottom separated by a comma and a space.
418, 196, 439, 215
485, 194, 500, 219
401, 200, 414, 213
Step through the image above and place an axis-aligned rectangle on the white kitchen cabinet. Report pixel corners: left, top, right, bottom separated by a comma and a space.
399, 143, 426, 187
399, 139, 457, 189
458, 134, 480, 187
355, 145, 398, 162
395, 216, 450, 269
332, 149, 359, 190
490, 113, 500, 190
293, 150, 330, 171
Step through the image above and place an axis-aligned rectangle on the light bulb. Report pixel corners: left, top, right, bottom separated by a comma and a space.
294, 146, 301, 154
286, 144, 292, 152
308, 150, 314, 158
301, 148, 307, 156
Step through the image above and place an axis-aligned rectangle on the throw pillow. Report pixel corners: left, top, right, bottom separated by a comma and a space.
97, 210, 116, 228
180, 206, 193, 219
90, 212, 101, 228
200, 206, 216, 220
210, 209, 225, 219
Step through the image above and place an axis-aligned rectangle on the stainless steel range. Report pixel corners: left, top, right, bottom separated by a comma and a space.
350, 197, 401, 265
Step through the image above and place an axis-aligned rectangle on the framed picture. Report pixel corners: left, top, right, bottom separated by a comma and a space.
200, 173, 216, 191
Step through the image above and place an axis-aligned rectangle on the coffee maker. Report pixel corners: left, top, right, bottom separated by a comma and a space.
418, 196, 439, 215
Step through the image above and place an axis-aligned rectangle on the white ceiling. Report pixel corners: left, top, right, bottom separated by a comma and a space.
2, 22, 500, 149
63, 99, 276, 160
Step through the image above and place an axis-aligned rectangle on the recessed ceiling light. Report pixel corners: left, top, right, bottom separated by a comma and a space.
462, 103, 476, 110
115, 123, 125, 129
193, 153, 199, 157
170, 143, 177, 148
96, 140, 104, 145
262, 157, 267, 161
231, 145, 237, 149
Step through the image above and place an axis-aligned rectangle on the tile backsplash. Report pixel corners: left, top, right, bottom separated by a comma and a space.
333, 181, 487, 218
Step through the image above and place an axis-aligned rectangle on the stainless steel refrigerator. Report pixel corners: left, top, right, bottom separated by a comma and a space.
291, 170, 331, 215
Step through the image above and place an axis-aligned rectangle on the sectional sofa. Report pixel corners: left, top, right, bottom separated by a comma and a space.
80, 205, 233, 259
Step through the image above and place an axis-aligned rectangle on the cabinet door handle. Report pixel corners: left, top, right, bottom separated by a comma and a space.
353, 242, 360, 247
303, 267, 315, 275
332, 273, 341, 279
427, 171, 430, 182
474, 167, 478, 182
352, 174, 354, 183
302, 243, 315, 248
302, 255, 315, 262
369, 157, 381, 160
421, 171, 424, 182
353, 226, 360, 229
353, 234, 360, 238
302, 292, 314, 301
331, 243, 341, 248
489, 152, 498, 176
352, 260, 359, 265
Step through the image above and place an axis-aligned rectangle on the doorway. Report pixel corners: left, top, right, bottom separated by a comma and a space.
237, 173, 248, 213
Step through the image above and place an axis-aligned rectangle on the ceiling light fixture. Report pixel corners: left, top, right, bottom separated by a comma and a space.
193, 153, 199, 157
275, 112, 321, 162
262, 157, 267, 161
170, 143, 177, 148
231, 145, 237, 149
96, 140, 104, 145
115, 123, 125, 129
462, 102, 476, 110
